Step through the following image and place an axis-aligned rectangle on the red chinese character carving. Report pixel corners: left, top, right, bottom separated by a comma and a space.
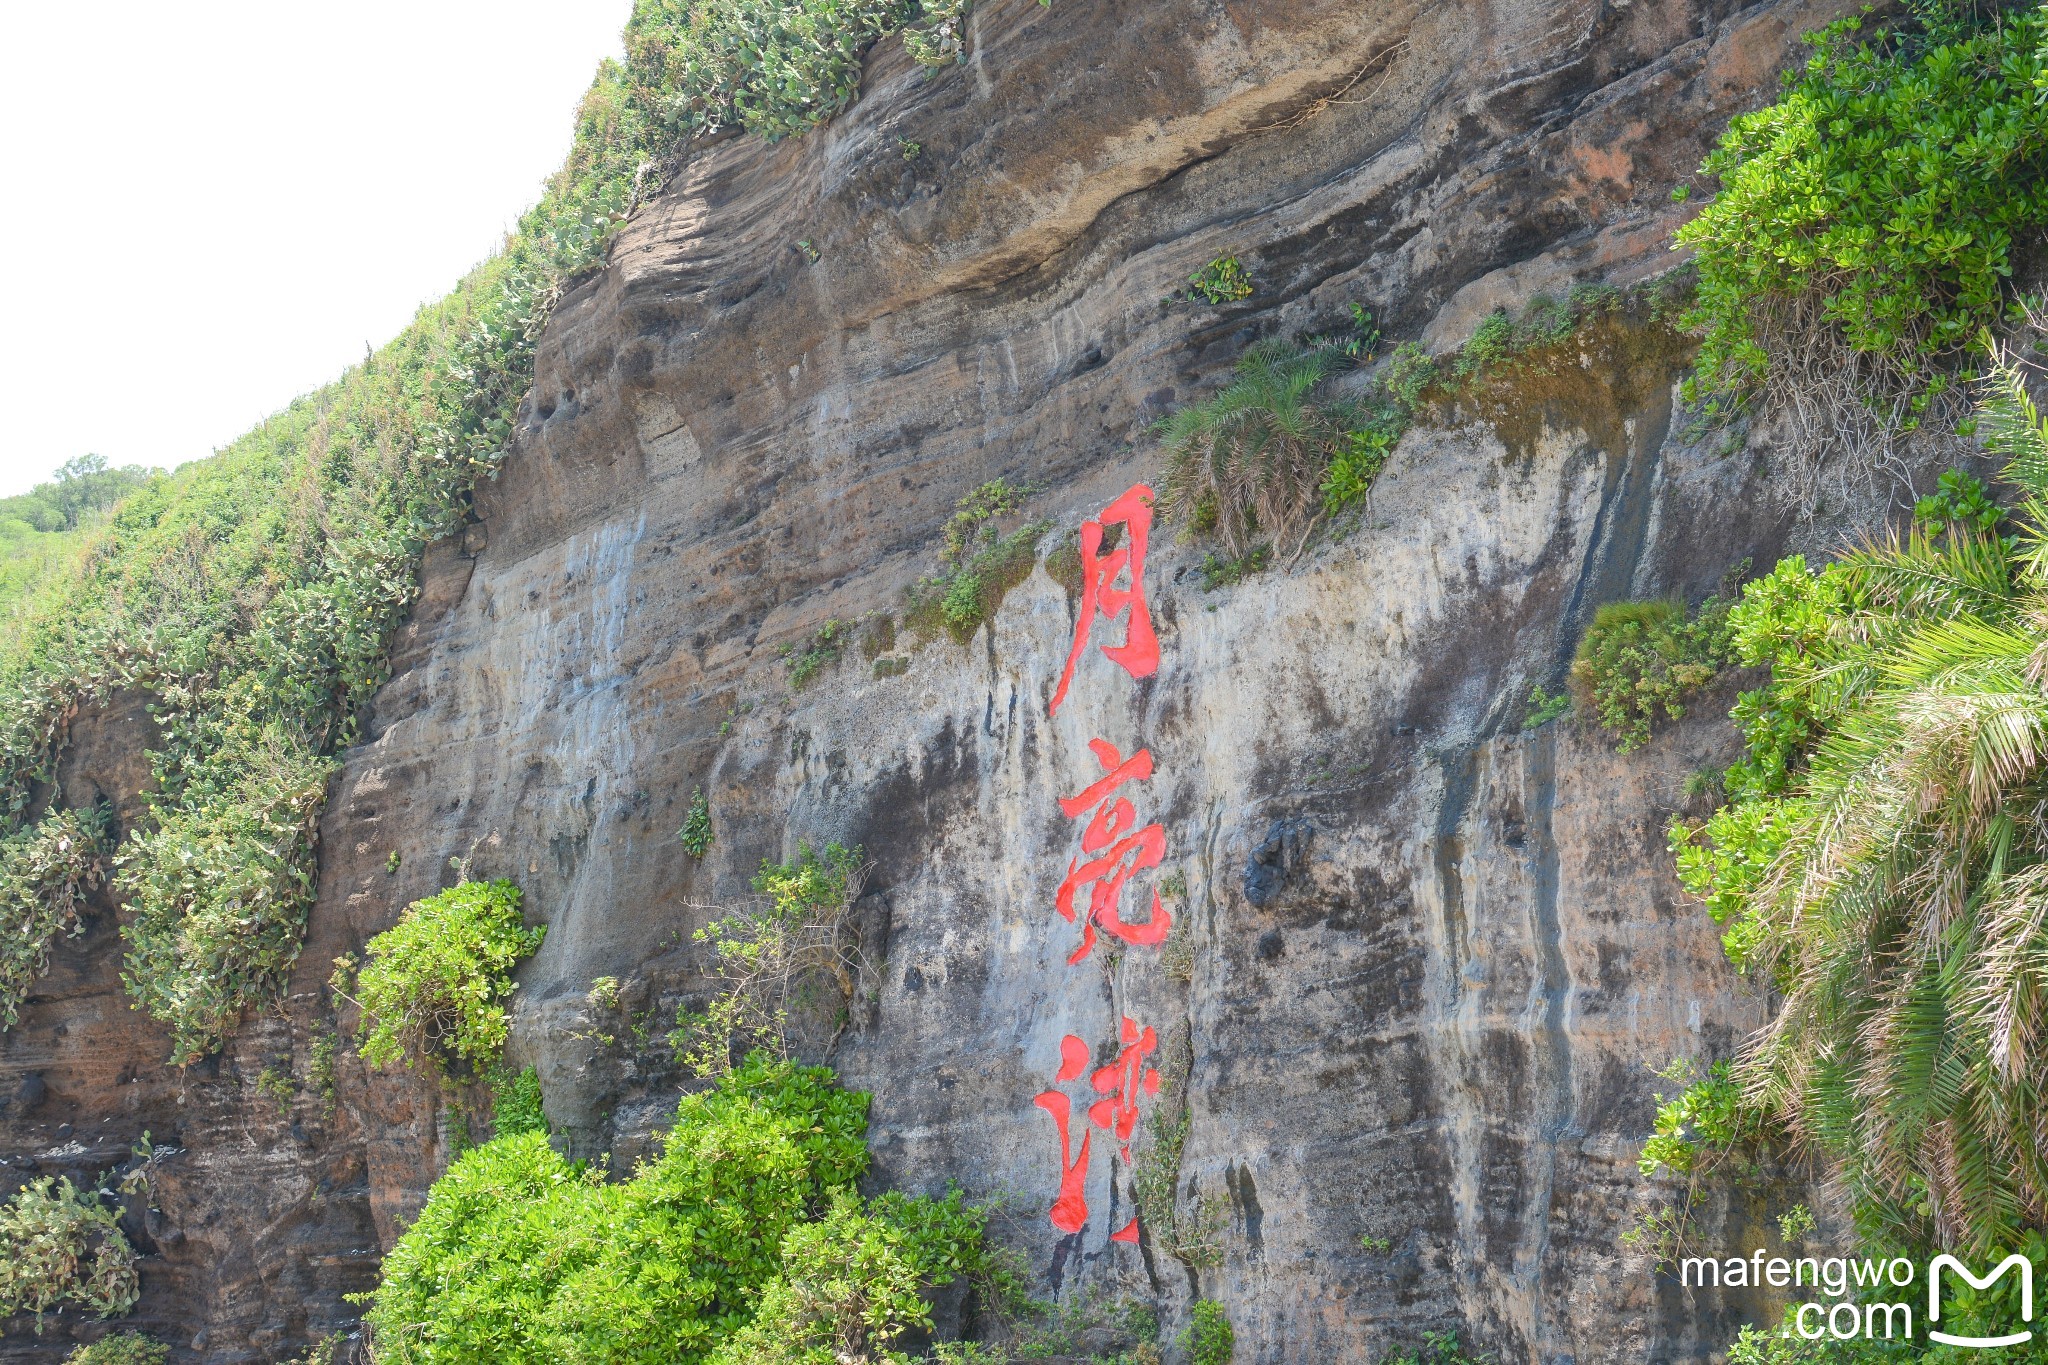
1032, 1034, 1094, 1234
1111, 1217, 1140, 1244
1049, 485, 1160, 716
1055, 739, 1171, 964
1087, 1016, 1161, 1161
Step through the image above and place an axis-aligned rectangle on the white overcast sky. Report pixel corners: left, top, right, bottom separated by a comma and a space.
0, 1, 635, 498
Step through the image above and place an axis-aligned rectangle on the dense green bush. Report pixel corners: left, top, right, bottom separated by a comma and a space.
1676, 6, 2048, 442
364, 1055, 995, 1365
336, 880, 544, 1073
0, 806, 109, 1028
0, 1176, 139, 1325
1664, 358, 2048, 1253
707, 1189, 991, 1364
489, 1064, 549, 1138
680, 786, 714, 857
624, 0, 959, 143
1569, 597, 1735, 752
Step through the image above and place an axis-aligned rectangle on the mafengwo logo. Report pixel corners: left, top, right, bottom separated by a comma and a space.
1929, 1255, 2035, 1349
1679, 1250, 2035, 1346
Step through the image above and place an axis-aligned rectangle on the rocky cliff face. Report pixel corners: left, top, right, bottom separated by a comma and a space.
1, 0, 1888, 1359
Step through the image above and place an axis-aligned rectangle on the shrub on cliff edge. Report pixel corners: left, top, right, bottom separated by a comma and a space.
334, 879, 544, 1073
363, 1055, 998, 1365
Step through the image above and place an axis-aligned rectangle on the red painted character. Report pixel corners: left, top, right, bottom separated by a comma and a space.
1055, 738, 1172, 964
1033, 1034, 1095, 1233
1088, 1016, 1161, 1162
1048, 485, 1160, 716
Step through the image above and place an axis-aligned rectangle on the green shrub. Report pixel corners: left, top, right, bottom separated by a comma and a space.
624, 0, 934, 143
490, 1064, 548, 1138
785, 620, 847, 689
680, 786, 714, 858
1521, 684, 1570, 731
1570, 597, 1734, 752
1636, 1059, 1755, 1177
364, 1055, 995, 1365
336, 880, 544, 1073
0, 1176, 140, 1325
1131, 1042, 1220, 1271
1319, 427, 1395, 517
1380, 341, 1438, 410
706, 1188, 991, 1363
1675, 8, 2048, 449
1384, 1330, 1492, 1365
116, 729, 336, 1063
1184, 257, 1254, 305
672, 844, 868, 1077
64, 1335, 168, 1365
1178, 1300, 1235, 1365
912, 480, 1047, 642
1913, 467, 2001, 536
0, 805, 109, 1028
1158, 342, 1361, 563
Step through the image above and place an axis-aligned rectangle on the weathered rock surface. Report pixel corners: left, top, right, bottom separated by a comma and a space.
1, 0, 1907, 1358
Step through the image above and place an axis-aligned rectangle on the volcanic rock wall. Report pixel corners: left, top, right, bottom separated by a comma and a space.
0, 0, 1889, 1358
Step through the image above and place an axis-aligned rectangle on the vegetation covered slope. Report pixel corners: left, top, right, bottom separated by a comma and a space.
0, 0, 964, 1063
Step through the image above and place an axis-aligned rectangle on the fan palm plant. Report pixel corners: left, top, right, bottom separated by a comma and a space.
1680, 347, 2048, 1253
1157, 341, 1360, 565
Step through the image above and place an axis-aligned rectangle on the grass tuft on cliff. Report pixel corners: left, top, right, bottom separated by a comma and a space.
0, 0, 953, 1063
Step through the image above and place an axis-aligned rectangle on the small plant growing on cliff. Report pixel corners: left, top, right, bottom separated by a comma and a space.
785, 620, 846, 689
1637, 1058, 1755, 1177
0, 805, 110, 1029
1160, 341, 1363, 566
1522, 683, 1570, 730
911, 479, 1048, 641
1776, 1202, 1816, 1246
1570, 597, 1734, 752
1184, 256, 1254, 305
1132, 1033, 1222, 1271
672, 844, 872, 1077
1319, 426, 1395, 517
1385, 1329, 1493, 1365
489, 1063, 548, 1138
64, 1335, 169, 1365
0, 1176, 140, 1327
901, 0, 970, 66
679, 786, 714, 857
334, 879, 544, 1073
1913, 467, 2001, 537
256, 1064, 296, 1116
308, 1021, 340, 1118
1178, 1301, 1236, 1365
